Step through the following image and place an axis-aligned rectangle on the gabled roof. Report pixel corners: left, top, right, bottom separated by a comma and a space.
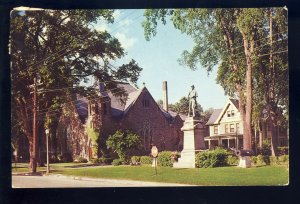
205, 109, 222, 125
214, 98, 240, 124
229, 99, 239, 109
75, 82, 180, 124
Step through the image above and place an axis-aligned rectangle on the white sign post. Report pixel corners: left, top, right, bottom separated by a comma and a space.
151, 146, 158, 176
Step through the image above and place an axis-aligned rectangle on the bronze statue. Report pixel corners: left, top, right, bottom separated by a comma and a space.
188, 85, 198, 117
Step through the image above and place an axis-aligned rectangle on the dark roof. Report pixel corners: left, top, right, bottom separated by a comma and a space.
75, 94, 89, 123
205, 109, 222, 125
229, 99, 239, 109
75, 82, 179, 124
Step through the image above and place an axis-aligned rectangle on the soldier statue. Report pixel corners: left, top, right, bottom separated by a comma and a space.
188, 85, 198, 117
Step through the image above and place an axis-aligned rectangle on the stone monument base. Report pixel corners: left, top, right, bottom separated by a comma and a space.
173, 150, 195, 168
238, 156, 251, 168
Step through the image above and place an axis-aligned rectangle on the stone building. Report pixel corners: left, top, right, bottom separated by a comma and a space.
64, 81, 184, 160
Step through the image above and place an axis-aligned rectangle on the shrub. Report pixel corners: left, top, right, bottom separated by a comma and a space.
257, 140, 271, 156
278, 155, 289, 163
196, 148, 229, 168
251, 156, 257, 165
157, 151, 173, 167
131, 156, 140, 164
227, 155, 239, 166
75, 157, 88, 163
195, 152, 202, 168
106, 130, 141, 161
90, 158, 99, 164
255, 155, 270, 166
112, 159, 123, 166
140, 156, 152, 165
270, 156, 278, 165
277, 146, 289, 155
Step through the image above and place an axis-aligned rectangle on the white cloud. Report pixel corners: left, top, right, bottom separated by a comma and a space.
115, 32, 137, 49
93, 22, 110, 32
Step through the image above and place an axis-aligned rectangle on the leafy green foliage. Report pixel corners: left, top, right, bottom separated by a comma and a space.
169, 96, 203, 117
227, 155, 239, 166
106, 130, 141, 161
157, 151, 173, 167
131, 156, 141, 165
277, 147, 288, 155
112, 159, 123, 166
140, 156, 152, 165
195, 148, 229, 168
11, 10, 143, 165
142, 8, 288, 153
87, 127, 100, 156
75, 157, 88, 163
257, 139, 272, 156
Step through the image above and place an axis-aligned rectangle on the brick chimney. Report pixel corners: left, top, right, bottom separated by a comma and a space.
162, 81, 168, 112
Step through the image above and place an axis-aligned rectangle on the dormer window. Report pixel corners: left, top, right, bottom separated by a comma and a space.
231, 110, 234, 116
227, 111, 231, 117
142, 99, 150, 108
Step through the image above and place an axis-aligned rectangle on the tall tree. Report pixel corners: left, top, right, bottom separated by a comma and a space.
11, 9, 142, 172
142, 8, 287, 153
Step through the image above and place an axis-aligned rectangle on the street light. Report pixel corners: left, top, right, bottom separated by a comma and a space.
45, 128, 50, 174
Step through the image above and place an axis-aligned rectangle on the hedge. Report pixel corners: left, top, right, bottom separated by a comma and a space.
157, 151, 173, 167
196, 148, 229, 168
140, 156, 152, 165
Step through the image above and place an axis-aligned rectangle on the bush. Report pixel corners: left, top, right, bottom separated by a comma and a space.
277, 146, 289, 155
251, 156, 257, 165
131, 156, 140, 165
196, 148, 229, 168
112, 159, 123, 166
140, 156, 152, 165
157, 151, 173, 167
256, 155, 270, 166
227, 155, 239, 166
278, 155, 289, 163
195, 152, 202, 168
270, 156, 280, 165
257, 140, 271, 156
75, 157, 88, 163
171, 151, 180, 162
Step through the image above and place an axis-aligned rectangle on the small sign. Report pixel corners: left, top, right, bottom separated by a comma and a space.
151, 146, 158, 158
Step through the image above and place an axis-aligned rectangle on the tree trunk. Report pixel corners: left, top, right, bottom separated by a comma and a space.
241, 32, 254, 151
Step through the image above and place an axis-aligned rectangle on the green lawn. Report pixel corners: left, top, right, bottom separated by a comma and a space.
12, 163, 289, 186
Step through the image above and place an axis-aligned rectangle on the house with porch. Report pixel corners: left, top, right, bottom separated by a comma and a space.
204, 98, 288, 151
205, 99, 243, 150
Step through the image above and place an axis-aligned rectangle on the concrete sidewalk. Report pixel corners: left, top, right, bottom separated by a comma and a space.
12, 173, 195, 188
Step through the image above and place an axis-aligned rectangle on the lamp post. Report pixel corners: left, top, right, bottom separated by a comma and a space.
45, 128, 50, 174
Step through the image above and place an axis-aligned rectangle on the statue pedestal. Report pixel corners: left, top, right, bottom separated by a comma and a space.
173, 117, 206, 168
238, 156, 251, 168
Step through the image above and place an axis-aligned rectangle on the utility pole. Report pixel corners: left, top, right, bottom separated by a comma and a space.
32, 76, 37, 173
30, 75, 42, 173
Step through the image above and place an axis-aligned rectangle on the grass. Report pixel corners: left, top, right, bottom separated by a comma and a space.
12, 163, 289, 186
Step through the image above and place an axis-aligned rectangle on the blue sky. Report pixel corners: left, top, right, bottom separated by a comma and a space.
95, 9, 228, 110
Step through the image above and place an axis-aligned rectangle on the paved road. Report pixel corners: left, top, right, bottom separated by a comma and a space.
12, 174, 193, 188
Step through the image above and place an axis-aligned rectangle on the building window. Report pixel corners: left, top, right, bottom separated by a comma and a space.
142, 99, 150, 108
214, 125, 218, 134
231, 110, 234, 116
227, 111, 231, 117
225, 124, 228, 133
230, 124, 234, 133
236, 123, 239, 133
